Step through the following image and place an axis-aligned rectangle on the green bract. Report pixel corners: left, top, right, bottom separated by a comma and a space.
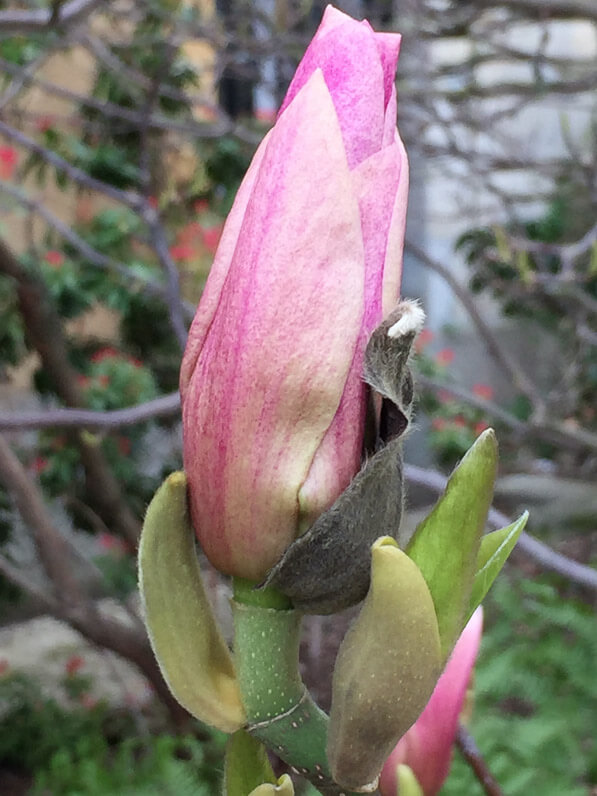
407, 429, 498, 660
138, 472, 246, 733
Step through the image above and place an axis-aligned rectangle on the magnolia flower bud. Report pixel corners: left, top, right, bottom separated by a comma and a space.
180, 7, 408, 580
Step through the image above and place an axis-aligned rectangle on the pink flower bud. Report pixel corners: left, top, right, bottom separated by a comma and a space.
379, 608, 484, 796
180, 6, 408, 579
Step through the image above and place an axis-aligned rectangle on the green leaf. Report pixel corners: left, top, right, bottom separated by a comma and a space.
407, 429, 498, 660
224, 730, 276, 796
468, 512, 528, 619
138, 472, 246, 732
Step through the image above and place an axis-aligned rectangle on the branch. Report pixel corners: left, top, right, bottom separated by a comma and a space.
417, 375, 597, 454
0, 238, 141, 544
0, 392, 180, 431
456, 724, 504, 796
0, 56, 233, 141
416, 375, 526, 432
141, 205, 188, 350
404, 463, 597, 591
0, 392, 181, 431
0, 434, 82, 602
0, 552, 59, 612
0, 433, 188, 725
406, 242, 546, 415
508, 220, 597, 272
0, 120, 143, 211
0, 182, 196, 323
472, 0, 597, 23
0, 0, 105, 33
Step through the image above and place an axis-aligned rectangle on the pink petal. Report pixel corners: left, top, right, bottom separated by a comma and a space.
298, 138, 407, 525
279, 11, 386, 168
180, 131, 271, 400
382, 132, 409, 317
183, 71, 364, 579
374, 32, 402, 109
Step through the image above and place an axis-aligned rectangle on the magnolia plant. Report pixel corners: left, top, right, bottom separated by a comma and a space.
138, 7, 527, 795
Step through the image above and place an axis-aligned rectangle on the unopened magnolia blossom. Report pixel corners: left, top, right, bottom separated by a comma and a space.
180, 6, 408, 579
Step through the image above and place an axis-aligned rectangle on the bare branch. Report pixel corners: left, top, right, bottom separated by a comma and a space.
417, 375, 597, 453
0, 0, 105, 33
416, 375, 527, 431
404, 463, 597, 591
0, 434, 82, 601
0, 120, 143, 211
0, 552, 59, 612
0, 238, 141, 544
0, 56, 233, 141
0, 433, 188, 724
0, 392, 181, 431
456, 724, 504, 796
141, 205, 189, 350
406, 241, 547, 414
471, 0, 597, 23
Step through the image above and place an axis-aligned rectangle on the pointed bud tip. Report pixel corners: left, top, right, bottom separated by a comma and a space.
387, 300, 425, 339
248, 774, 295, 795
372, 535, 399, 551
476, 427, 497, 449
166, 471, 187, 489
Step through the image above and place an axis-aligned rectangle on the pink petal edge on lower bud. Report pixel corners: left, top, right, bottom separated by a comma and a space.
380, 607, 484, 796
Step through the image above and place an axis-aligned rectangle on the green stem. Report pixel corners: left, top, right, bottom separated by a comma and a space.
232, 579, 369, 796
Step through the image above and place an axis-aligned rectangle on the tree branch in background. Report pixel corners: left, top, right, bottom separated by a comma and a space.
456, 724, 504, 796
0, 238, 141, 545
405, 464, 597, 591
0, 120, 143, 211
0, 0, 105, 33
417, 375, 597, 454
0, 392, 181, 431
406, 241, 546, 415
0, 433, 188, 726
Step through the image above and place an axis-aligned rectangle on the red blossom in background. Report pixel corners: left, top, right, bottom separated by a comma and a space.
193, 199, 209, 213
0, 146, 17, 179
435, 348, 455, 367
472, 383, 494, 401
415, 327, 434, 353
44, 250, 65, 267
32, 456, 49, 474
437, 389, 454, 404
202, 225, 222, 253
79, 694, 98, 710
36, 115, 56, 133
91, 347, 119, 363
65, 655, 85, 676
169, 243, 195, 262
255, 107, 277, 123
98, 532, 129, 555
